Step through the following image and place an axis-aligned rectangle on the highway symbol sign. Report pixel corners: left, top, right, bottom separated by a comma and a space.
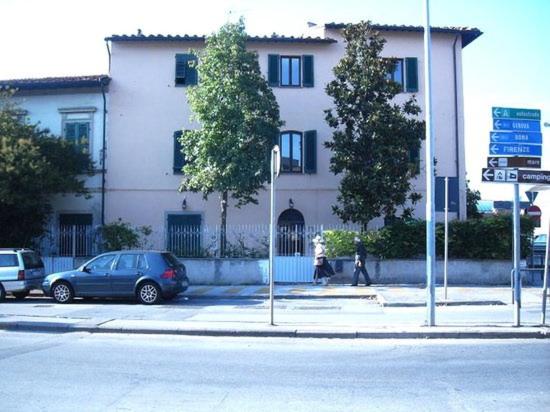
493, 119, 541, 132
494, 169, 506, 182
492, 107, 541, 120
506, 169, 518, 182
487, 157, 541, 169
490, 131, 542, 144
489, 143, 542, 156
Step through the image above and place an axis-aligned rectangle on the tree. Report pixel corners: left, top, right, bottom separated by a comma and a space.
324, 21, 425, 226
0, 91, 93, 247
179, 18, 283, 256
466, 180, 482, 219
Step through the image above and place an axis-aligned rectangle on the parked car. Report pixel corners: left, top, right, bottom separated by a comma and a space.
0, 248, 46, 301
42, 251, 189, 305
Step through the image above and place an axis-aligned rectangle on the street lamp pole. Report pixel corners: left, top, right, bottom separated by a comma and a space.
424, 0, 436, 326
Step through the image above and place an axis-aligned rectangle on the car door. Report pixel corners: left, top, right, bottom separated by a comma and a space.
110, 253, 144, 296
74, 254, 117, 296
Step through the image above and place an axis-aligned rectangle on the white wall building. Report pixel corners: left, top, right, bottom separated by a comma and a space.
0, 75, 109, 255
104, 23, 481, 254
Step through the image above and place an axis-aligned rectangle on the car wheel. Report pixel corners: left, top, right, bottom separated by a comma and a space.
137, 282, 161, 305
51, 281, 74, 304
12, 291, 30, 300
0, 284, 5, 302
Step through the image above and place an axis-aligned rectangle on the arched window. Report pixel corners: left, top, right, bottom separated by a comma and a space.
277, 208, 305, 256
280, 131, 303, 173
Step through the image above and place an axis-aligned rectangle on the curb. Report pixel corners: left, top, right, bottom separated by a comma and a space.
1, 321, 548, 339
375, 294, 506, 308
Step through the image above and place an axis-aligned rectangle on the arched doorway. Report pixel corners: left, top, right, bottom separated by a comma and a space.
277, 209, 305, 256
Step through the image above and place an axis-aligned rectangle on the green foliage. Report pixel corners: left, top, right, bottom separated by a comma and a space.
180, 18, 282, 205
323, 215, 535, 260
0, 91, 93, 247
179, 18, 282, 255
466, 181, 481, 219
100, 219, 152, 252
324, 21, 425, 226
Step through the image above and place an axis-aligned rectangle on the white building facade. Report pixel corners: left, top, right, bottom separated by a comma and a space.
0, 75, 110, 256
104, 23, 481, 255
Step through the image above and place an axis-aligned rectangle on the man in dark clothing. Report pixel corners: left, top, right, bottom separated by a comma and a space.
352, 236, 371, 286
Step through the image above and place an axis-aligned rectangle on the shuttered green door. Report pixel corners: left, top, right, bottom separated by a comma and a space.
268, 54, 280, 86
302, 55, 314, 87
304, 130, 317, 174
405, 57, 418, 93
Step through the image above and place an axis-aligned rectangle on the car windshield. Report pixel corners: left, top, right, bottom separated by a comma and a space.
161, 252, 182, 268
0, 254, 18, 267
22, 252, 44, 269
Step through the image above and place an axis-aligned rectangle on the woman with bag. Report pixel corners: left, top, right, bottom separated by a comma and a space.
312, 235, 333, 286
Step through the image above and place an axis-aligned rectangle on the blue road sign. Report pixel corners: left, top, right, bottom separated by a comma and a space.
490, 131, 543, 144
493, 119, 541, 132
489, 143, 542, 156
492, 107, 541, 120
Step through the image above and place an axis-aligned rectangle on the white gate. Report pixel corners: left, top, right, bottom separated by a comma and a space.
274, 256, 313, 282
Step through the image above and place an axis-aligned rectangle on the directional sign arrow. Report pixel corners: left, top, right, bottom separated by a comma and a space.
493, 107, 502, 118
482, 168, 494, 181
488, 157, 498, 168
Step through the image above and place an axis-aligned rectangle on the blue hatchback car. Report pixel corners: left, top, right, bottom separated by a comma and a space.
42, 251, 189, 305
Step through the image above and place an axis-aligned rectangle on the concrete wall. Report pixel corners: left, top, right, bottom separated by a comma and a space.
184, 258, 520, 286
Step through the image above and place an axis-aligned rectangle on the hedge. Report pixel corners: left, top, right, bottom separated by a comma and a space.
324, 215, 534, 260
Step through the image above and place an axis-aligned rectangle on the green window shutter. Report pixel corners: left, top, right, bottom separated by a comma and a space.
175, 54, 197, 86
304, 130, 317, 174
173, 131, 185, 174
268, 54, 280, 87
405, 57, 418, 93
302, 55, 314, 87
64, 122, 77, 141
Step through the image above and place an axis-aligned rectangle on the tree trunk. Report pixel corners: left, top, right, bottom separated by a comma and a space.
220, 191, 228, 257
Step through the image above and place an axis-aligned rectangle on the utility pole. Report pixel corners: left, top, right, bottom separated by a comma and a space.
424, 0, 436, 326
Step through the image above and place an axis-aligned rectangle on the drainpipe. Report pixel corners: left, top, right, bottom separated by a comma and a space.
100, 77, 107, 226
105, 40, 111, 72
452, 35, 461, 218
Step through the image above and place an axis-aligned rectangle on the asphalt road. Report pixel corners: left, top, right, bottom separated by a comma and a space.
0, 331, 548, 411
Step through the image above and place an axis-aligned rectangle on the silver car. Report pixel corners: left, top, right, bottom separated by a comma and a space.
0, 249, 46, 301
42, 250, 189, 305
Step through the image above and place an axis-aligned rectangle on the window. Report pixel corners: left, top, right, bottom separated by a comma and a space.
281, 56, 301, 86
280, 132, 303, 173
59, 108, 96, 155
58, 213, 93, 257
175, 54, 198, 86
386, 59, 404, 90
86, 254, 116, 272
385, 57, 418, 93
173, 130, 186, 174
268, 55, 314, 88
116, 254, 140, 270
0, 254, 18, 267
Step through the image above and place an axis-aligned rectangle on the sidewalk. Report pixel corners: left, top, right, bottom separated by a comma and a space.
4, 285, 549, 339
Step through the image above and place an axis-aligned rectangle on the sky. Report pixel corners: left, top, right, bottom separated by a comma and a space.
1, 0, 549, 206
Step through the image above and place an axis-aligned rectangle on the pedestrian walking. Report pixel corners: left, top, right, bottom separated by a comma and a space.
312, 235, 334, 286
352, 236, 371, 286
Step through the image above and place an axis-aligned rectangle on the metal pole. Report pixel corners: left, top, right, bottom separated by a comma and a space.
513, 183, 521, 326
424, 0, 436, 326
444, 177, 449, 301
269, 147, 276, 326
541, 220, 549, 324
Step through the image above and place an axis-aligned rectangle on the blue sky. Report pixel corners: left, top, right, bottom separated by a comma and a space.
1, 0, 548, 201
